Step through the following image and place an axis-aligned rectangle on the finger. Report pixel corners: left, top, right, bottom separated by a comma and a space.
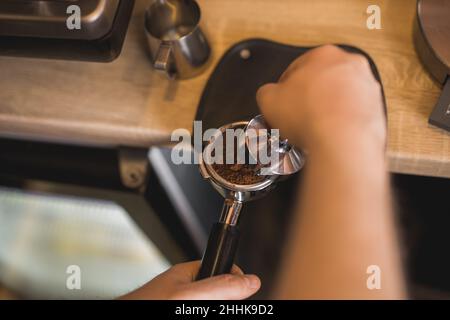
256, 83, 279, 118
231, 264, 244, 276
283, 45, 346, 78
278, 56, 309, 83
280, 45, 349, 84
278, 47, 324, 82
171, 261, 245, 282
168, 261, 202, 282
278, 45, 334, 82
174, 274, 261, 300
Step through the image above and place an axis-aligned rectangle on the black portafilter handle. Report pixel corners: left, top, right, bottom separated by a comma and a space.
196, 222, 240, 280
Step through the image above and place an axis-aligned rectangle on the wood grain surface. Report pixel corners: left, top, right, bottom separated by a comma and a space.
0, 0, 449, 178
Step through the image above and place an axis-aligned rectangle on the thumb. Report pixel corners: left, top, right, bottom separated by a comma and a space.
174, 274, 261, 300
256, 83, 278, 114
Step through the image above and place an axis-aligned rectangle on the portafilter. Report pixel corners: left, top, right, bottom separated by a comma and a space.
196, 116, 305, 280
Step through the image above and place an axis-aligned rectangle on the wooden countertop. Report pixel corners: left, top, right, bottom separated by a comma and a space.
0, 0, 449, 178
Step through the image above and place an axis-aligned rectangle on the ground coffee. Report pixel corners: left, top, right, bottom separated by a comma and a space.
210, 133, 266, 185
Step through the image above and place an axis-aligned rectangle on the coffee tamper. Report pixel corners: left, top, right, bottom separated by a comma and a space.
196, 116, 304, 280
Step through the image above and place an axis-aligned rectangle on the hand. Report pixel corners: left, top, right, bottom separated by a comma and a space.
257, 45, 385, 152
120, 261, 261, 300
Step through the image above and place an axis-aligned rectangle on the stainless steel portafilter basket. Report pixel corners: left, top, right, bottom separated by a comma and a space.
196, 117, 304, 280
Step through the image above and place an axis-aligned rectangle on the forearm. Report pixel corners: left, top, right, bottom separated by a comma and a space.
274, 133, 406, 299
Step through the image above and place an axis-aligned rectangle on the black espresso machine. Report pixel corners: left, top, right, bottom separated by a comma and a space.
414, 0, 450, 131
0, 0, 135, 62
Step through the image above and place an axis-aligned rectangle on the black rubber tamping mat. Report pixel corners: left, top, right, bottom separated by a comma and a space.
194, 39, 385, 298
195, 38, 385, 129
